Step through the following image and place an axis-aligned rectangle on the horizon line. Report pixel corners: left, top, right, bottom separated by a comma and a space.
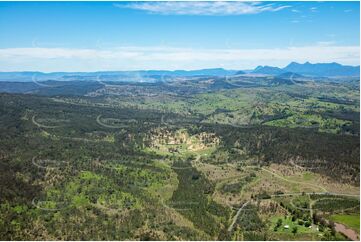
0, 61, 360, 74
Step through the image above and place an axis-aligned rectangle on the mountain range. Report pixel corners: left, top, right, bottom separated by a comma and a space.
0, 69, 239, 82
253, 62, 360, 77
0, 62, 359, 82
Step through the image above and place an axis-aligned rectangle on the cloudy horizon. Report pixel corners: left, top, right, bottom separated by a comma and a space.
0, 1, 359, 72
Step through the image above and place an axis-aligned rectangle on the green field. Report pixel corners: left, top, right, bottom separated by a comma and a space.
330, 214, 360, 233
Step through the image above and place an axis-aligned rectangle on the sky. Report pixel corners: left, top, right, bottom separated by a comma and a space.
0, 1, 359, 72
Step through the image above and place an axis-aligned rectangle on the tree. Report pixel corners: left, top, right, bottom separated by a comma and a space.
276, 218, 283, 227
329, 221, 336, 236
304, 221, 311, 227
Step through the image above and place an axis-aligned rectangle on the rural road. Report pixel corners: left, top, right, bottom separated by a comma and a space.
271, 192, 359, 198
228, 201, 250, 232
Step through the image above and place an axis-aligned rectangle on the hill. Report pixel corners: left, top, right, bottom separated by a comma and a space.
252, 66, 284, 75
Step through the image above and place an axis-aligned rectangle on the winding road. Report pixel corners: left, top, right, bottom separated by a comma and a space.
32, 115, 62, 129
96, 115, 127, 128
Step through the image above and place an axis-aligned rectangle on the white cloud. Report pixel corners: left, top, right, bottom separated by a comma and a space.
114, 1, 290, 16
0, 45, 359, 72
316, 41, 336, 46
310, 7, 318, 12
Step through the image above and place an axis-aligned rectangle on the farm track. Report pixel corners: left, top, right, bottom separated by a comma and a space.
259, 167, 328, 192
227, 201, 250, 232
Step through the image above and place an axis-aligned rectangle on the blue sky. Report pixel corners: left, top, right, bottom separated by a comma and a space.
0, 1, 359, 72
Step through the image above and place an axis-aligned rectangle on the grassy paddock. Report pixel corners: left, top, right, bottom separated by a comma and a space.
329, 214, 360, 233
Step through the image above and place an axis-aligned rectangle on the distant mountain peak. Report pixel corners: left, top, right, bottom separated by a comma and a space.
252, 65, 283, 75
286, 61, 299, 67
283, 62, 359, 77
254, 65, 264, 71
255, 61, 360, 77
